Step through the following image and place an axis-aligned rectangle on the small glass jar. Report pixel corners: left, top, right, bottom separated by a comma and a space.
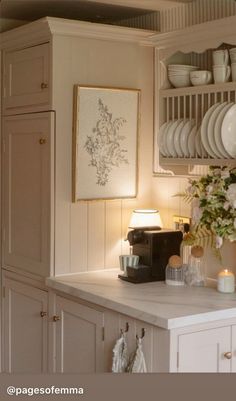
165, 255, 185, 286
185, 246, 205, 286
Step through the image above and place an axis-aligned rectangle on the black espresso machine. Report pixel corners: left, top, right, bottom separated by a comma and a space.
118, 229, 183, 283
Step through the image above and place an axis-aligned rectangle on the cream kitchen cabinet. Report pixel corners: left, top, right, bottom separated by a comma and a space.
2, 43, 50, 114
232, 325, 236, 372
3, 275, 48, 373
50, 294, 105, 373
103, 310, 159, 373
2, 112, 54, 278
169, 319, 236, 373
177, 326, 232, 372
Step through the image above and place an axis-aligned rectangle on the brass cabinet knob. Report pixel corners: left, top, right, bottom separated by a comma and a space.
224, 352, 232, 360
40, 311, 47, 318
41, 82, 48, 89
53, 315, 60, 322
39, 138, 46, 145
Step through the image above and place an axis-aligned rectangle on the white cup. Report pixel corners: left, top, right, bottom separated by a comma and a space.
213, 65, 231, 83
119, 254, 139, 276
232, 63, 236, 82
190, 70, 212, 86
229, 48, 236, 63
213, 49, 229, 66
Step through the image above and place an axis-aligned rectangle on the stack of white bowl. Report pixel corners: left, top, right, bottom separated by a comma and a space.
168, 64, 199, 88
229, 48, 236, 81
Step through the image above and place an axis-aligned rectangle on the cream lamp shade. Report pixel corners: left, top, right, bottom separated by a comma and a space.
129, 209, 163, 229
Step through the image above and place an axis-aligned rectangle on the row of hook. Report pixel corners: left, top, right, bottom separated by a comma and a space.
120, 322, 146, 339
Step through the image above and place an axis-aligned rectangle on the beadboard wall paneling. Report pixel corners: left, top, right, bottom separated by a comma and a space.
151, 176, 191, 230
116, 0, 236, 32
88, 201, 105, 270
160, 0, 236, 32
53, 36, 153, 274
117, 12, 160, 30
105, 200, 122, 269
70, 202, 88, 273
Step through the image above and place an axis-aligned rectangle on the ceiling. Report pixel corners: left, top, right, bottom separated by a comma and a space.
0, 0, 194, 32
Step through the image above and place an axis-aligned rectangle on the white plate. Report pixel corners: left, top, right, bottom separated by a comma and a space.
173, 120, 185, 157
201, 103, 220, 157
159, 121, 172, 156
196, 126, 208, 158
179, 120, 194, 157
188, 124, 198, 157
195, 127, 202, 157
166, 120, 183, 157
221, 104, 236, 158
214, 102, 233, 158
208, 102, 227, 158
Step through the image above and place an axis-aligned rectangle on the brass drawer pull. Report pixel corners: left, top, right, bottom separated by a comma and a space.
53, 315, 60, 322
40, 311, 47, 318
39, 138, 46, 145
41, 82, 48, 89
224, 352, 232, 360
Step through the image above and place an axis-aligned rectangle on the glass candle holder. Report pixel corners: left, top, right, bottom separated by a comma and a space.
217, 269, 235, 293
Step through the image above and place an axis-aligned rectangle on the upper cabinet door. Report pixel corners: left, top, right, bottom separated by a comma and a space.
2, 112, 54, 277
3, 43, 50, 113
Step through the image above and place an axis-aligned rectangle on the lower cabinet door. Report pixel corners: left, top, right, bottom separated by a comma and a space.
232, 325, 236, 372
54, 296, 104, 373
178, 326, 231, 372
3, 278, 48, 373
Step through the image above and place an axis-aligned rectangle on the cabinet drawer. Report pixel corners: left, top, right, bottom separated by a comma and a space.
3, 43, 50, 113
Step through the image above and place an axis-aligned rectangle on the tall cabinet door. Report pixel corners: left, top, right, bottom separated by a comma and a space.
53, 296, 104, 373
3, 278, 48, 373
178, 326, 231, 372
2, 112, 54, 277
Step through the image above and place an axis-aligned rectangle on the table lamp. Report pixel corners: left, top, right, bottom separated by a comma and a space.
127, 209, 163, 246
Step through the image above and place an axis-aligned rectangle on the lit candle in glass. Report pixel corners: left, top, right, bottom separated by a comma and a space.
217, 269, 235, 293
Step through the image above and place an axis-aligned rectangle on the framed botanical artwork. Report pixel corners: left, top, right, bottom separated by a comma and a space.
72, 85, 140, 201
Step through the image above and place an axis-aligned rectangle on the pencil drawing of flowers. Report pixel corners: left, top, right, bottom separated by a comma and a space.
84, 98, 129, 186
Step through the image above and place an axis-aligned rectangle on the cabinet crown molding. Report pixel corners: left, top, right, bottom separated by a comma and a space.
0, 16, 156, 50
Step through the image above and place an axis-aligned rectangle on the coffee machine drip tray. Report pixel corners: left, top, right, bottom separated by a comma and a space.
118, 265, 152, 283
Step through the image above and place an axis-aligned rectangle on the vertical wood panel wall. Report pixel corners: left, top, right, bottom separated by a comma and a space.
53, 37, 154, 275
116, 0, 236, 31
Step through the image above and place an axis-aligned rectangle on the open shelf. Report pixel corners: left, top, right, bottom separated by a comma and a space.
160, 81, 236, 97
160, 157, 236, 167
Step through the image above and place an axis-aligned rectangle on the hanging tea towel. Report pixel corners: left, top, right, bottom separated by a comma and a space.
127, 337, 147, 373
112, 333, 129, 373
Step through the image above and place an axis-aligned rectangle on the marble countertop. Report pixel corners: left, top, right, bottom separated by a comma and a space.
46, 269, 236, 330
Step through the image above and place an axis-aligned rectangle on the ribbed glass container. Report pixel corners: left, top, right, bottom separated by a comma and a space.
165, 264, 185, 286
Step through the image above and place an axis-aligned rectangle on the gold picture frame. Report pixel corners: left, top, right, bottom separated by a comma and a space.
72, 85, 140, 201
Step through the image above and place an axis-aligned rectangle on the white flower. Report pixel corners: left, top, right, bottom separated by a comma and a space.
206, 185, 214, 194
216, 236, 223, 249
226, 184, 236, 208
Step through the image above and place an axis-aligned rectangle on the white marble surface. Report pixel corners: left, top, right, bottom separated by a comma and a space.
46, 269, 236, 329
